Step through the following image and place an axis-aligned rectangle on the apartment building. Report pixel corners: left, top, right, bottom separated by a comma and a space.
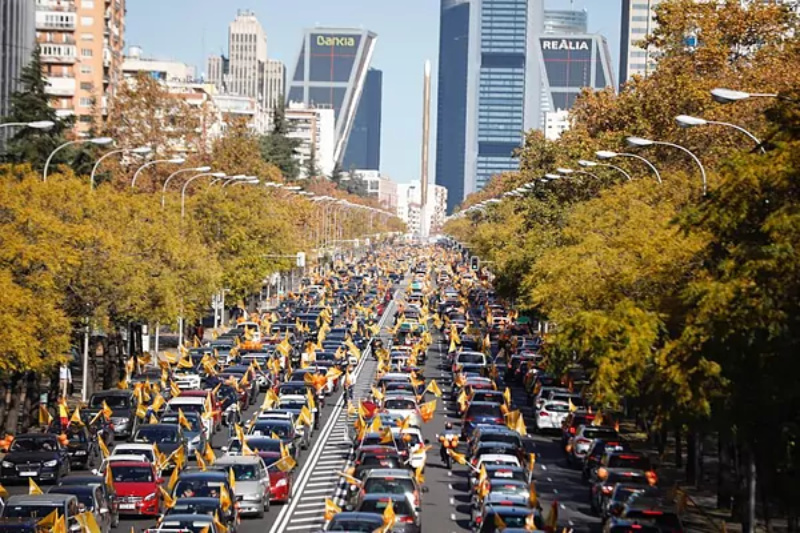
35, 0, 125, 132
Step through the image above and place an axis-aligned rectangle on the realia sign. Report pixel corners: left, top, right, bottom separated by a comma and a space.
541, 39, 590, 51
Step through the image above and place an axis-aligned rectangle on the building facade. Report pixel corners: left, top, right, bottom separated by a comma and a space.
396, 180, 448, 236
342, 67, 382, 171
285, 101, 336, 178
1, 0, 35, 123
618, 0, 661, 86
264, 58, 285, 112
227, 9, 268, 105
122, 46, 195, 83
287, 28, 378, 166
544, 9, 588, 34
34, 0, 126, 133
206, 54, 229, 90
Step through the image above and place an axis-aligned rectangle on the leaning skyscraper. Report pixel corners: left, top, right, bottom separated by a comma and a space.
287, 28, 377, 167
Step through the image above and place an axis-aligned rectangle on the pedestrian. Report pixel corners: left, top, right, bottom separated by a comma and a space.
59, 364, 72, 398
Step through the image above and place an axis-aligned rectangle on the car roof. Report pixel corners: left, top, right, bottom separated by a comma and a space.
7, 494, 76, 504
362, 469, 414, 479
214, 455, 262, 465
328, 512, 384, 523
168, 397, 204, 404
109, 461, 152, 467
161, 514, 213, 522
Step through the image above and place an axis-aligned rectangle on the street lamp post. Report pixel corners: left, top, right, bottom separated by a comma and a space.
578, 159, 633, 181
557, 167, 600, 179
160, 166, 213, 207
710, 88, 780, 104
593, 151, 662, 183
90, 146, 151, 189
675, 114, 765, 153
181, 172, 224, 218
0, 120, 55, 131
43, 137, 113, 181
626, 136, 707, 195
131, 157, 186, 189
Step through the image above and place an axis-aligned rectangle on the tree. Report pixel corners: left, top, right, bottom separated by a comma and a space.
305, 142, 319, 179
329, 162, 343, 183
260, 101, 301, 180
208, 117, 282, 181
1, 47, 73, 172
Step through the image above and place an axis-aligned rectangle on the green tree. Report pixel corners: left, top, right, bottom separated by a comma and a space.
305, 142, 319, 179
260, 101, 301, 180
1, 47, 73, 171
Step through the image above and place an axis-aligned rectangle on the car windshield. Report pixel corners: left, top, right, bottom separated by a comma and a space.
279, 402, 306, 411
174, 480, 226, 499
384, 399, 416, 410
583, 427, 618, 440
360, 456, 402, 469
490, 483, 527, 498
10, 437, 59, 452
135, 427, 178, 444
50, 489, 93, 509
608, 455, 652, 471
359, 498, 413, 515
327, 518, 381, 532
488, 469, 526, 483
4, 504, 62, 519
159, 520, 213, 533
487, 512, 528, 528
170, 404, 203, 415
225, 464, 260, 481
480, 434, 520, 447
458, 353, 485, 364
171, 502, 219, 515
230, 439, 281, 453
89, 395, 129, 409
252, 423, 290, 438
161, 416, 200, 432
467, 404, 502, 417
363, 478, 415, 495
111, 465, 153, 483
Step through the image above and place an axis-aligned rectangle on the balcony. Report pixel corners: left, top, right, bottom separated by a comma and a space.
45, 76, 76, 97
35, 0, 76, 12
40, 45, 77, 64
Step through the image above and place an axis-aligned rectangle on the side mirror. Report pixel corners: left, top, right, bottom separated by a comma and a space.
91, 469, 100, 476
99, 508, 109, 514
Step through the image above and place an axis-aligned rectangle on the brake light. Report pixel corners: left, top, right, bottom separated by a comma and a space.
642, 510, 663, 516
619, 454, 641, 459
569, 427, 576, 434
398, 516, 414, 524
539, 412, 549, 417
601, 485, 613, 495
475, 516, 482, 525
499, 501, 514, 506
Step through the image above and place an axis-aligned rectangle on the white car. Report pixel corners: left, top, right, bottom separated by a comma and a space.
473, 454, 521, 477
392, 427, 427, 469
174, 372, 202, 390
164, 397, 212, 437
535, 401, 570, 430
278, 394, 318, 429
237, 322, 262, 342
93, 454, 150, 475
111, 443, 156, 463
382, 395, 422, 428
534, 386, 569, 411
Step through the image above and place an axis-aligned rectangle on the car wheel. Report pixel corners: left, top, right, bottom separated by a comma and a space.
256, 500, 265, 518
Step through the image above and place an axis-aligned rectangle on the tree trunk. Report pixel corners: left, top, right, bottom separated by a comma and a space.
675, 423, 683, 468
742, 449, 756, 533
3, 378, 21, 434
687, 429, 697, 485
718, 432, 734, 510
0, 383, 7, 426
20, 374, 35, 433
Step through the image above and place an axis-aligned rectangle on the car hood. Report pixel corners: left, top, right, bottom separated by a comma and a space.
113, 481, 158, 497
234, 480, 264, 496
5, 451, 60, 463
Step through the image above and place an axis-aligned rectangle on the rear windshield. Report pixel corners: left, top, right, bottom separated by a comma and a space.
327, 518, 381, 532
110, 466, 153, 483
544, 403, 569, 412
583, 427, 619, 440
363, 478, 415, 495
360, 456, 402, 469
458, 353, 485, 364
480, 434, 521, 447
4, 504, 64, 519
89, 396, 129, 409
608, 454, 652, 471
467, 404, 502, 417
252, 423, 291, 438
384, 399, 416, 410
135, 427, 178, 444
359, 498, 413, 515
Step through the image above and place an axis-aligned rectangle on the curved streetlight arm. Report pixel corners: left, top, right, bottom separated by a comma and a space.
43, 139, 83, 182
653, 141, 706, 195
181, 173, 216, 218
707, 120, 765, 153
595, 162, 632, 181
575, 170, 600, 179
90, 148, 126, 190
161, 168, 199, 207
617, 153, 662, 184
132, 159, 173, 189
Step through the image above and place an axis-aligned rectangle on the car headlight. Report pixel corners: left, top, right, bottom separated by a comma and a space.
2, 461, 13, 468
144, 492, 156, 501
43, 460, 58, 467
190, 435, 201, 444
276, 479, 287, 488
243, 494, 261, 501
75, 450, 87, 456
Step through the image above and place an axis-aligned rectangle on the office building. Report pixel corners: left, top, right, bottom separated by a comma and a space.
435, 0, 614, 211
34, 0, 126, 133
227, 9, 268, 104
1, 0, 35, 122
285, 101, 336, 178
206, 54, 229, 90
287, 28, 378, 166
544, 109, 570, 140
342, 68, 382, 171
353, 169, 397, 210
396, 180, 448, 236
264, 58, 285, 112
122, 46, 195, 83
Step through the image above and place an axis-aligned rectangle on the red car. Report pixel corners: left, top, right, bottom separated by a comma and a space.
179, 390, 222, 428
109, 461, 162, 516
260, 452, 293, 503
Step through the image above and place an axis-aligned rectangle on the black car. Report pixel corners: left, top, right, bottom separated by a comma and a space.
167, 497, 236, 533
59, 474, 119, 527
131, 424, 185, 457
85, 390, 137, 438
0, 518, 48, 533
48, 426, 96, 470
0, 434, 70, 483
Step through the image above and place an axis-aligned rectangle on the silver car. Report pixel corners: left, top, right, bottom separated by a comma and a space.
214, 456, 271, 518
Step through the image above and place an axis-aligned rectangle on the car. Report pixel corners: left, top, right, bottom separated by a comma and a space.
605, 496, 684, 532
346, 469, 422, 512
567, 425, 621, 466
178, 391, 223, 430
560, 410, 598, 447
322, 511, 384, 532
50, 426, 95, 470
159, 411, 207, 455
47, 485, 112, 533
381, 395, 421, 428
86, 390, 137, 438
277, 394, 318, 430
474, 454, 521, 474
452, 351, 488, 373
110, 443, 156, 464
473, 492, 541, 530
165, 497, 236, 532
467, 426, 524, 455
164, 397, 214, 437
352, 447, 405, 481
108, 461, 162, 516
583, 439, 631, 481
213, 456, 271, 517
0, 433, 71, 483
534, 401, 570, 431
603, 484, 661, 522
131, 424, 186, 461
0, 517, 51, 533
355, 493, 421, 533
462, 402, 506, 438
172, 470, 233, 501
255, 453, 293, 503
473, 503, 540, 533
1, 494, 81, 532
470, 478, 530, 510
248, 418, 307, 452
150, 513, 217, 533
58, 474, 119, 528
590, 470, 652, 515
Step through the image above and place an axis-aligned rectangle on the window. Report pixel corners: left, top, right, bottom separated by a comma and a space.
631, 28, 649, 34
79, 97, 93, 107
81, 33, 94, 41
81, 16, 94, 27
632, 15, 650, 22
82, 0, 95, 7
80, 82, 93, 90
79, 115, 93, 123
81, 48, 93, 57
80, 65, 93, 74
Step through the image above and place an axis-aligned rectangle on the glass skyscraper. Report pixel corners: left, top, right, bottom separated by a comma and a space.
435, 0, 614, 212
342, 68, 382, 171
288, 28, 377, 166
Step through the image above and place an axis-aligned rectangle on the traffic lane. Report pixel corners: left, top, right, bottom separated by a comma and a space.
416, 332, 473, 532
